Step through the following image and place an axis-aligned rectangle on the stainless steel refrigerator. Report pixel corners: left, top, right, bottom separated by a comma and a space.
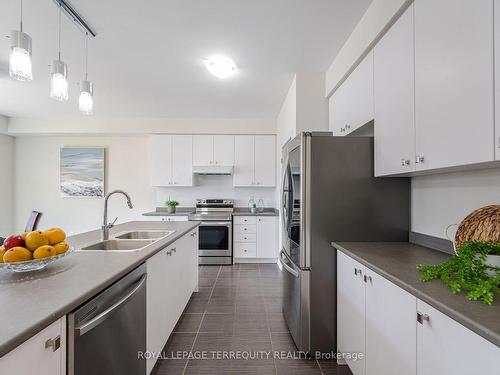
280, 132, 410, 355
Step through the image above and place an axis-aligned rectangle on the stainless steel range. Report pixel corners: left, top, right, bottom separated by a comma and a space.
190, 199, 233, 265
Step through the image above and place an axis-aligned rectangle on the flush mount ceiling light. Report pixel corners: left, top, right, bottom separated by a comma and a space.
79, 33, 93, 115
9, 0, 33, 82
50, 4, 68, 101
205, 56, 237, 79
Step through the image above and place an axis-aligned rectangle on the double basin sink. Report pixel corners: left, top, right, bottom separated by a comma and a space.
79, 231, 175, 252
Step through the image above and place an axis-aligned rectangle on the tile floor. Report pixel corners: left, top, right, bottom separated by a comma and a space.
151, 263, 352, 375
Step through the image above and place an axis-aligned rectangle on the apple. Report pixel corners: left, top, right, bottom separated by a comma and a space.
3, 235, 25, 250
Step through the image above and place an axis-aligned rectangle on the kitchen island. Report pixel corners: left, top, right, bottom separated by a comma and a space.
0, 220, 199, 360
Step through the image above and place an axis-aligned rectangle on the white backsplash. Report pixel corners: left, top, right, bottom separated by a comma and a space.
155, 174, 276, 208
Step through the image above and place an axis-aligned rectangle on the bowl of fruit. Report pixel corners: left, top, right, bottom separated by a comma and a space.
0, 228, 72, 272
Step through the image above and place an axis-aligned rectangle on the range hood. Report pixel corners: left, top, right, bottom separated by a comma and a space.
193, 165, 234, 175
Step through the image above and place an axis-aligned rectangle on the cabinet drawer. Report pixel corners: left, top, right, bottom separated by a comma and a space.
234, 243, 257, 258
234, 232, 256, 243
162, 216, 189, 222
234, 225, 256, 234
234, 216, 256, 225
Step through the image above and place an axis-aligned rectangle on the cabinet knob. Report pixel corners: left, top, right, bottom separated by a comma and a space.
415, 155, 425, 164
209, 160, 213, 164
171, 247, 177, 253
417, 312, 430, 324
363, 274, 372, 283
340, 127, 345, 133
345, 124, 351, 130
354, 268, 362, 276
401, 158, 410, 166
45, 336, 61, 352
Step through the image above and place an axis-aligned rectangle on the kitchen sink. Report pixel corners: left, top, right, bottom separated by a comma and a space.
80, 239, 155, 252
114, 230, 175, 240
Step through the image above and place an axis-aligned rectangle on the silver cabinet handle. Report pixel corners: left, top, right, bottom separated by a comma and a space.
190, 232, 197, 237
75, 274, 147, 336
363, 275, 372, 283
171, 247, 176, 253
417, 312, 430, 324
340, 127, 345, 133
354, 268, 361, 276
45, 336, 61, 352
401, 158, 410, 166
415, 155, 425, 164
345, 124, 351, 130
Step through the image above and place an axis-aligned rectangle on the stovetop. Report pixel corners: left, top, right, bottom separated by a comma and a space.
192, 198, 234, 221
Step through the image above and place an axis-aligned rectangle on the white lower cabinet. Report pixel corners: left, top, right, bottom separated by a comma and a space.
365, 269, 416, 375
338, 250, 500, 375
416, 300, 500, 375
233, 216, 278, 261
337, 251, 366, 375
146, 230, 198, 374
0, 316, 66, 375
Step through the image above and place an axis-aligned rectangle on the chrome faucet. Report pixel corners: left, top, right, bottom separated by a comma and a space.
102, 190, 133, 240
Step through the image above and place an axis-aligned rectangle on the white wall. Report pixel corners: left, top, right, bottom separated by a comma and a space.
0, 115, 8, 134
14, 136, 156, 235
325, 0, 412, 97
0, 134, 14, 236
14, 135, 277, 235
156, 175, 276, 208
412, 168, 500, 239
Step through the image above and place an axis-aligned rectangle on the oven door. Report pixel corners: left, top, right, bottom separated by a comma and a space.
198, 221, 232, 256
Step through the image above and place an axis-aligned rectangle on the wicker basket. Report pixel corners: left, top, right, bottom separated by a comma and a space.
447, 205, 500, 253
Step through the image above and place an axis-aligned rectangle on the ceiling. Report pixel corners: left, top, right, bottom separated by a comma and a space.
0, 0, 371, 118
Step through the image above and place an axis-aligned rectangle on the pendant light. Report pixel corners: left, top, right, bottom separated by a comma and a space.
9, 0, 33, 82
79, 33, 93, 114
50, 3, 68, 101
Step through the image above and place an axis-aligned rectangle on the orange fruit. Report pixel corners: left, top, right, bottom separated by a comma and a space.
42, 228, 66, 245
0, 246, 6, 263
25, 231, 49, 251
3, 247, 33, 263
33, 245, 56, 259
53, 242, 69, 255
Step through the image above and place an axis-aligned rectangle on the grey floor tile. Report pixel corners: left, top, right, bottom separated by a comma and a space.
233, 313, 268, 334
163, 333, 197, 358
173, 313, 204, 333
184, 299, 209, 314
275, 359, 322, 375
153, 359, 187, 375
199, 313, 235, 333
206, 298, 236, 313
271, 332, 300, 354
238, 264, 260, 270
230, 333, 273, 352
267, 312, 290, 333
184, 359, 232, 375
231, 359, 276, 374
211, 287, 238, 298
317, 360, 353, 375
192, 332, 233, 352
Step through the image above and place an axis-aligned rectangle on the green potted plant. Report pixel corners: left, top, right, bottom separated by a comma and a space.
250, 202, 257, 214
165, 199, 179, 214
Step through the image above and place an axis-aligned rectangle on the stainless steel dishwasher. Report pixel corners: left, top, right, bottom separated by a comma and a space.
67, 264, 147, 375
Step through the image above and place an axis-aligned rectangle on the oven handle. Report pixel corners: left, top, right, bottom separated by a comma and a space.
280, 251, 299, 278
200, 222, 231, 226
74, 274, 147, 337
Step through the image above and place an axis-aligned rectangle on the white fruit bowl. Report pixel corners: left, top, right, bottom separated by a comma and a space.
0, 247, 73, 273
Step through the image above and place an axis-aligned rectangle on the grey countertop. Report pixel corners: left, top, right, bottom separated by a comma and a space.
142, 207, 279, 217
232, 208, 279, 216
0, 220, 199, 357
332, 241, 500, 348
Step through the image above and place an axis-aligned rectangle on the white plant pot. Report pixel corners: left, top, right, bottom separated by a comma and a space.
167, 206, 176, 214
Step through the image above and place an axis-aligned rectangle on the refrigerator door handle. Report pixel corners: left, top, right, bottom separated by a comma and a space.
280, 251, 299, 278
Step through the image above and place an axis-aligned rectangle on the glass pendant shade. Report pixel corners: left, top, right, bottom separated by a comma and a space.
50, 59, 68, 101
79, 80, 93, 115
9, 30, 32, 82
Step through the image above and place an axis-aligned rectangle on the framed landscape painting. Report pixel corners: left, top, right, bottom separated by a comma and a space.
60, 147, 105, 198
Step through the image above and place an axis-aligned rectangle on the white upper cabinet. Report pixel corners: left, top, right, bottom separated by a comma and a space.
329, 51, 374, 136
374, 4, 415, 176
193, 135, 214, 166
213, 135, 235, 166
234, 136, 255, 186
193, 135, 235, 166
234, 135, 276, 187
151, 135, 173, 186
150, 135, 193, 186
254, 135, 276, 186
414, 0, 494, 170
495, 2, 500, 160
171, 135, 193, 186
416, 299, 500, 375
